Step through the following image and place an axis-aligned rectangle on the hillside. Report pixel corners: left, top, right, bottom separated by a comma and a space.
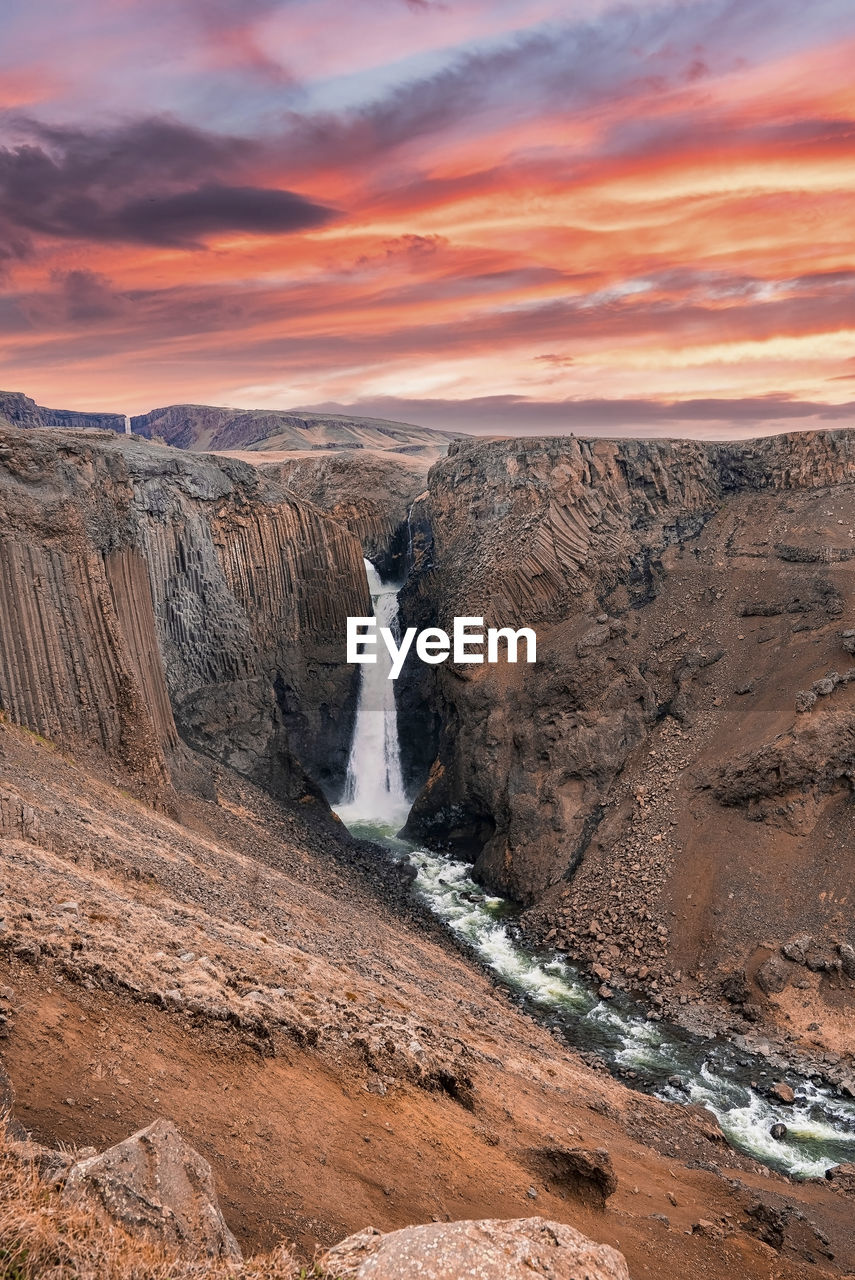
0, 389, 125, 433
131, 403, 456, 458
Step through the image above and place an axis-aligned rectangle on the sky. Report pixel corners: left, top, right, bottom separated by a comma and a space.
1, 0, 854, 436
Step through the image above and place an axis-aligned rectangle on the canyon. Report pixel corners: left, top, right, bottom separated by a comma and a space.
2, 400, 855, 1278
389, 434, 855, 1064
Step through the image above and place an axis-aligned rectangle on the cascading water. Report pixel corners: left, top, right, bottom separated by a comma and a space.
335, 561, 855, 1179
335, 558, 409, 828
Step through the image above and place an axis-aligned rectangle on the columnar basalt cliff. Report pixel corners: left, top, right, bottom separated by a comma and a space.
402, 431, 855, 1050
0, 423, 369, 802
269, 451, 431, 579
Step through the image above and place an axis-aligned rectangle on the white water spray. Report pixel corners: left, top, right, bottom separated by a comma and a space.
333, 565, 855, 1180
336, 559, 409, 827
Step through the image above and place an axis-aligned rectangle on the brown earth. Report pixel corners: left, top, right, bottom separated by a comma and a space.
2, 719, 854, 1279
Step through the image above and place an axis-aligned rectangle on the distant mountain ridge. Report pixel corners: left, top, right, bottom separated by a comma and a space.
130, 403, 457, 455
0, 389, 125, 433
0, 390, 458, 457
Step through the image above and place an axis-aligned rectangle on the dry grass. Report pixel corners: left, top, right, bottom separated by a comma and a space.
0, 1135, 339, 1280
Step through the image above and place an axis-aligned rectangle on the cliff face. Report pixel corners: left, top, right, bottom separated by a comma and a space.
0, 390, 125, 433
0, 425, 369, 803
131, 403, 453, 457
403, 430, 855, 1040
269, 451, 431, 579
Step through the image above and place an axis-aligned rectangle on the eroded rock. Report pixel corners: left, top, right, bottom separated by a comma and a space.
756, 955, 791, 995
825, 1162, 855, 1196
320, 1216, 630, 1280
62, 1118, 241, 1260
838, 943, 855, 979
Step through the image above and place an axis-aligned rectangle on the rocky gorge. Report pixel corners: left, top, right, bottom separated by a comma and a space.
2, 401, 855, 1278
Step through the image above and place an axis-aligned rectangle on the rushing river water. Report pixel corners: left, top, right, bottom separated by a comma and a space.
335, 560, 855, 1180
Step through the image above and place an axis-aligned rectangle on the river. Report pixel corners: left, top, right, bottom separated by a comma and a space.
335, 558, 855, 1181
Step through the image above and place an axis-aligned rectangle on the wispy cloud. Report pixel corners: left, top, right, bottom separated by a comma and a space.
0, 0, 854, 421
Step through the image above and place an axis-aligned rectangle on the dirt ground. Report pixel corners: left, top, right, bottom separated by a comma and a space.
2, 723, 855, 1278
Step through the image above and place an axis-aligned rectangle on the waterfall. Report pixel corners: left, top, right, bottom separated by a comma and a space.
336, 558, 408, 828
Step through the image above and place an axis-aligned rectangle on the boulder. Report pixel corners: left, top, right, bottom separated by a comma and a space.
825, 1162, 855, 1195
781, 934, 814, 965
0, 1058, 13, 1117
321, 1217, 630, 1280
8, 1137, 75, 1187
0, 1059, 27, 1142
770, 1081, 795, 1105
839, 943, 855, 979
62, 1118, 241, 1260
756, 955, 791, 995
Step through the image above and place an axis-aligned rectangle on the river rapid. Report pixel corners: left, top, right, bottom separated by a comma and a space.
335, 559, 855, 1181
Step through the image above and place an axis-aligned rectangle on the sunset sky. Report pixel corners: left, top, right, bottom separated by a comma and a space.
1, 0, 854, 434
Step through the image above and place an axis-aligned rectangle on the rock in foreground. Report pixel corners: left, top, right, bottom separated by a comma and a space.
62, 1118, 241, 1260
320, 1216, 630, 1279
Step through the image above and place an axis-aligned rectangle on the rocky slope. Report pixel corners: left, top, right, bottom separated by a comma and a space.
400, 431, 855, 1056
2, 716, 853, 1278
0, 422, 369, 802
131, 403, 455, 458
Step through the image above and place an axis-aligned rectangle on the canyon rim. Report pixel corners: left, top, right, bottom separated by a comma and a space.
3, 3, 855, 1279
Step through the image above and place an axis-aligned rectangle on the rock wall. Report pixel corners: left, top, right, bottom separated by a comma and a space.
270, 451, 430, 579
402, 429, 855, 1033
0, 425, 369, 803
401, 434, 725, 877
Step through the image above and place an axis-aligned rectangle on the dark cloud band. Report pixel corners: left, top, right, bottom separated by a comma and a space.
0, 119, 334, 251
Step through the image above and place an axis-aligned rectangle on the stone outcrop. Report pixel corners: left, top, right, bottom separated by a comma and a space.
62, 1119, 241, 1259
0, 389, 124, 433
320, 1216, 630, 1279
131, 402, 454, 456
1, 1057, 15, 1127
0, 424, 370, 802
712, 707, 855, 814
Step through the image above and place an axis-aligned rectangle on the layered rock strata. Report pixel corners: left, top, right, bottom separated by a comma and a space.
131, 403, 453, 456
